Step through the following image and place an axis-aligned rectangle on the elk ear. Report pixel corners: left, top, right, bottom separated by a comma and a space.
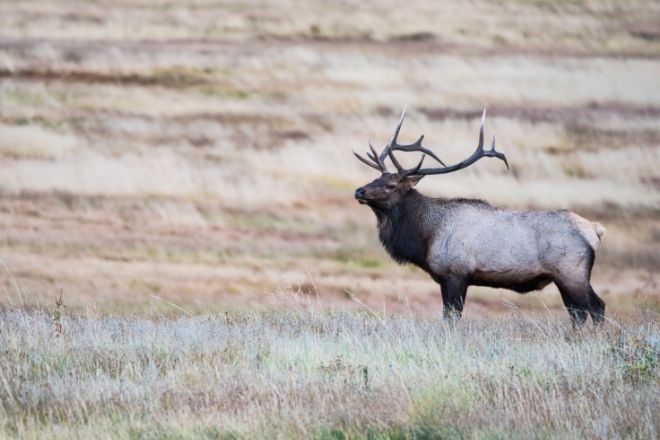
403, 174, 424, 188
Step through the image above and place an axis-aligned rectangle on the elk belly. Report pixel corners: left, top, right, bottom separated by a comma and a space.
471, 269, 553, 293
468, 236, 552, 292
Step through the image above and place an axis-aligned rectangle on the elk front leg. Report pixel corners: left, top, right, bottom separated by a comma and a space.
440, 277, 468, 320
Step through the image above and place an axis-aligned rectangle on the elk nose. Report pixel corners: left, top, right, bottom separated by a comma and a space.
354, 187, 366, 199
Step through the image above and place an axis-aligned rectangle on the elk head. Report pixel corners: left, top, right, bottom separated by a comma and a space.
354, 108, 509, 210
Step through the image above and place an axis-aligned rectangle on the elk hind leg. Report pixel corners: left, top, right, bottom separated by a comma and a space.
555, 252, 605, 326
587, 286, 605, 324
555, 281, 589, 328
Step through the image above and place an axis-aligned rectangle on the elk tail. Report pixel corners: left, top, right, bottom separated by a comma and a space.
569, 213, 606, 252
593, 222, 606, 251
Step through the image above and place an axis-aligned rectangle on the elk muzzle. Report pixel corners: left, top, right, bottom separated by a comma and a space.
354, 187, 367, 204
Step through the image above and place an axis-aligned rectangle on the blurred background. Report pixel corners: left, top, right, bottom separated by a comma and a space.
0, 0, 658, 317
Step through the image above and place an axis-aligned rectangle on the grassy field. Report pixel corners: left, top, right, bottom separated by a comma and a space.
0, 0, 659, 438
1, 307, 658, 439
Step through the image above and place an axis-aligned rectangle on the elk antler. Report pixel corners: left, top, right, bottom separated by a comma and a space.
353, 107, 446, 174
409, 109, 509, 175
354, 108, 509, 176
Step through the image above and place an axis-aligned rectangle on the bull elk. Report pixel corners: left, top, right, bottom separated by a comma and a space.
354, 109, 606, 325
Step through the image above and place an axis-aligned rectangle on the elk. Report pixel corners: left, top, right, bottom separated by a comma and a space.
354, 109, 606, 325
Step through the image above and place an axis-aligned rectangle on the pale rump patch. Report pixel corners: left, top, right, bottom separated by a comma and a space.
569, 213, 606, 251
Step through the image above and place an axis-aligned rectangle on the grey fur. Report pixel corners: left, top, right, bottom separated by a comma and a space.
355, 175, 606, 325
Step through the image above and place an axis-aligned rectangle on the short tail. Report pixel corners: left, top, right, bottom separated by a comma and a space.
569, 213, 606, 252
591, 222, 606, 251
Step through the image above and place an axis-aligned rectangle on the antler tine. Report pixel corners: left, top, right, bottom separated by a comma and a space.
374, 106, 424, 174
477, 108, 486, 152
412, 154, 426, 174
410, 108, 509, 176
389, 134, 447, 167
489, 133, 509, 170
366, 143, 378, 163
378, 107, 407, 166
353, 150, 382, 171
389, 107, 407, 147
387, 149, 405, 173
400, 154, 426, 177
368, 140, 388, 171
368, 141, 378, 160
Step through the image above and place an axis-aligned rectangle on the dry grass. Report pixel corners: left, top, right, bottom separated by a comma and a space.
0, 305, 658, 439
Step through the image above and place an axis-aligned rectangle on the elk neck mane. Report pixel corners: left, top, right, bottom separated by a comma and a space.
368, 190, 424, 270
371, 190, 492, 271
